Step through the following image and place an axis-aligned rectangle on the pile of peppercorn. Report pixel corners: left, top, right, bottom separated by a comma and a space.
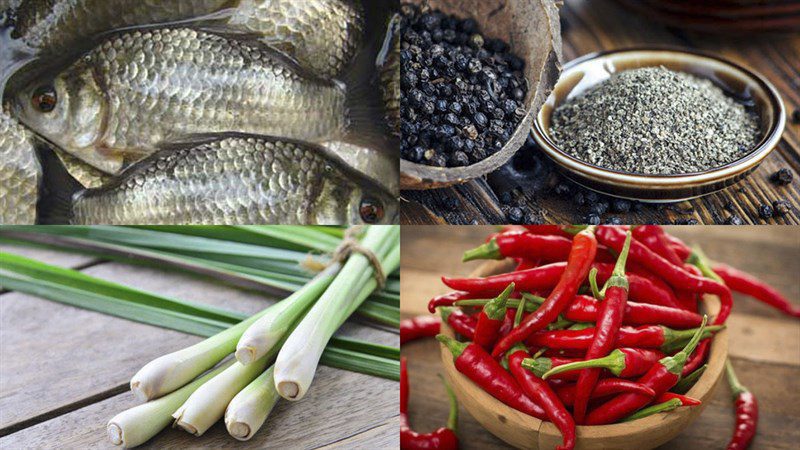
400, 3, 529, 167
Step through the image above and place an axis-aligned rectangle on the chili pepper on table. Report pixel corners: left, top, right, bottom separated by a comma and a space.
584, 316, 708, 425
400, 358, 459, 450
436, 334, 547, 420
596, 226, 733, 326
571, 230, 633, 423
621, 398, 683, 422
504, 295, 575, 450
725, 360, 758, 450
525, 324, 722, 353
401, 316, 440, 344
555, 378, 656, 406
440, 307, 477, 340
656, 392, 701, 406
672, 364, 707, 394
537, 347, 664, 380
712, 263, 800, 318
491, 227, 599, 358
473, 283, 513, 350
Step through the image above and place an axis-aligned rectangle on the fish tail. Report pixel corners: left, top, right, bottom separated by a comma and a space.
340, 30, 395, 154
36, 147, 82, 224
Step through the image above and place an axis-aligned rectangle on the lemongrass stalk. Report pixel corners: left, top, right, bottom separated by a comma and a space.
274, 227, 400, 401
130, 265, 338, 401
224, 365, 280, 441
172, 355, 271, 436
108, 360, 234, 448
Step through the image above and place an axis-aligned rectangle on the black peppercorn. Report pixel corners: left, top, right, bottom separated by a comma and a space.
724, 215, 743, 225
758, 204, 774, 220
792, 109, 800, 124
585, 213, 601, 225
508, 207, 524, 224
772, 200, 791, 216
611, 199, 631, 213
770, 168, 793, 185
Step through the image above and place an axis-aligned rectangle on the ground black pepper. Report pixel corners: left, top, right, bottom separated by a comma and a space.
400, 3, 528, 167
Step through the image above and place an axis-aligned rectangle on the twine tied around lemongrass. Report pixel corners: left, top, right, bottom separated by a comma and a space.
301, 226, 386, 290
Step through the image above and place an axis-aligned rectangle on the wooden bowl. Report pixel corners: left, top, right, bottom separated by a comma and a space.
439, 259, 729, 450
531, 47, 786, 202
400, 0, 562, 190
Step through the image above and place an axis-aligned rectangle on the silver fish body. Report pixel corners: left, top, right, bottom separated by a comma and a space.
69, 136, 397, 225
54, 148, 109, 189
228, 0, 364, 79
14, 27, 348, 173
0, 110, 40, 224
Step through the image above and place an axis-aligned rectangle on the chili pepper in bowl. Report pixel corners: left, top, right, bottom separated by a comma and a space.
491, 227, 598, 358
428, 291, 485, 313
621, 398, 683, 422
472, 283, 514, 350
436, 334, 547, 420
400, 358, 459, 450
712, 263, 800, 318
555, 378, 656, 406
571, 230, 633, 422
462, 232, 575, 263
656, 392, 701, 406
525, 325, 722, 353
401, 316, 441, 344
673, 364, 707, 394
583, 315, 708, 425
725, 360, 758, 450
632, 225, 684, 267
563, 295, 702, 329
439, 307, 477, 340
538, 346, 663, 380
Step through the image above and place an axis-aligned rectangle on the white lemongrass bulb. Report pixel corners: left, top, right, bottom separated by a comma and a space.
274, 226, 399, 401
172, 356, 270, 436
225, 365, 280, 440
107, 360, 232, 448
235, 264, 338, 365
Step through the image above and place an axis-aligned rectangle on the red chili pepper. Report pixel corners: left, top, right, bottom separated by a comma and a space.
534, 347, 663, 380
440, 307, 476, 340
515, 258, 540, 271
491, 227, 598, 358
497, 308, 517, 339
584, 316, 708, 425
570, 231, 633, 422
632, 226, 684, 267
526, 325, 721, 353
521, 225, 572, 237
436, 335, 547, 419
682, 342, 708, 377
428, 291, 484, 313
664, 234, 692, 261
656, 392, 701, 406
556, 378, 656, 406
401, 316, 440, 344
473, 284, 513, 350
725, 360, 758, 450
463, 231, 575, 263
400, 358, 459, 450
713, 263, 800, 318
507, 346, 575, 450
564, 295, 702, 329
597, 226, 732, 326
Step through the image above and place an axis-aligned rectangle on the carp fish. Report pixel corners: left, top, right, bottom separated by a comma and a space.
0, 110, 40, 224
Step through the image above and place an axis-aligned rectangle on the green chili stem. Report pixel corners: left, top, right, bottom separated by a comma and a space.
687, 247, 724, 284
725, 359, 749, 397
462, 238, 501, 262
541, 349, 625, 379
436, 334, 468, 359
622, 398, 682, 422
672, 364, 707, 394
514, 293, 526, 328
439, 374, 459, 431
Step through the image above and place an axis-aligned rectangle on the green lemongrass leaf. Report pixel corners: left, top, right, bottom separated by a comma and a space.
356, 300, 401, 327
130, 226, 320, 252
0, 273, 231, 336
0, 252, 241, 323
307, 226, 346, 238
329, 336, 399, 360
1, 226, 319, 264
321, 347, 399, 381
232, 226, 340, 253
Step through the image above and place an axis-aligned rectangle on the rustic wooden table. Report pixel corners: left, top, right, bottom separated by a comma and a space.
400, 226, 800, 449
401, 0, 800, 225
0, 245, 399, 449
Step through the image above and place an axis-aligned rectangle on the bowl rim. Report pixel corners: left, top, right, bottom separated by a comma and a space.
532, 46, 786, 187
438, 258, 729, 449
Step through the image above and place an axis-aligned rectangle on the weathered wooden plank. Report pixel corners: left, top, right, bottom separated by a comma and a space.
0, 364, 397, 449
0, 257, 396, 441
400, 0, 800, 225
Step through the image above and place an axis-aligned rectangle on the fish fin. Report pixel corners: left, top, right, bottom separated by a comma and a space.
339, 36, 394, 154
36, 147, 82, 224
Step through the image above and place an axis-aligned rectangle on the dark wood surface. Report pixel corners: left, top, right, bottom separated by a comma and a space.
400, 226, 800, 449
0, 244, 399, 449
401, 0, 800, 225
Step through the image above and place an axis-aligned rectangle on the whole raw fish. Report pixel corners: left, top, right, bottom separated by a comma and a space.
0, 110, 40, 224
49, 135, 397, 225
13, 27, 368, 173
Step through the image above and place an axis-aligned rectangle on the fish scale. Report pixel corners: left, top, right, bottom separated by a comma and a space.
69, 136, 396, 225
0, 111, 40, 224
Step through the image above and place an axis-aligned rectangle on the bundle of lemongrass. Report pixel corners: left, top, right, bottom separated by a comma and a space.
106, 225, 399, 447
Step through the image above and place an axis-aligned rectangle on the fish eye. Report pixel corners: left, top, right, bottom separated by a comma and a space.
32, 85, 57, 113
359, 197, 385, 223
